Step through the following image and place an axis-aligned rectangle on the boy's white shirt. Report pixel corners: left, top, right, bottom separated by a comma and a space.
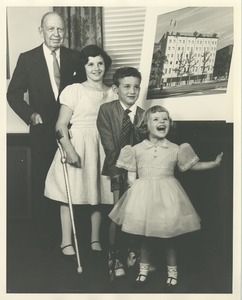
119, 100, 137, 124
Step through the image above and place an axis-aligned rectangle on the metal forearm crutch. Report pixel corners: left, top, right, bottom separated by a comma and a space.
57, 139, 82, 274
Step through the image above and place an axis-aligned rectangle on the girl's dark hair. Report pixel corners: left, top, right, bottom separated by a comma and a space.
136, 105, 173, 140
80, 44, 112, 77
113, 67, 142, 87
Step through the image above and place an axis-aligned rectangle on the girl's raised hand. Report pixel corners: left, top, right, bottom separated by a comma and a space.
214, 152, 223, 167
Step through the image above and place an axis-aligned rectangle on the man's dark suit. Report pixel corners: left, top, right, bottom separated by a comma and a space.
7, 45, 83, 155
7, 44, 83, 248
97, 100, 144, 179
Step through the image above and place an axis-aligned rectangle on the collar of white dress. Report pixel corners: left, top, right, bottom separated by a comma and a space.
144, 139, 169, 149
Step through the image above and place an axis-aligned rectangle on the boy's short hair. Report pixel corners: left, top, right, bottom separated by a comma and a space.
113, 67, 142, 87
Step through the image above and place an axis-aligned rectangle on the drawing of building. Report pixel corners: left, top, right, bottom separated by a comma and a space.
153, 22, 219, 87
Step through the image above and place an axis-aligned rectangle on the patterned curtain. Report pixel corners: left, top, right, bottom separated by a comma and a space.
54, 7, 103, 51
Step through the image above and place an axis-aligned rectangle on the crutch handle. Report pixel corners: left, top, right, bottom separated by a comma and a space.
57, 140, 67, 164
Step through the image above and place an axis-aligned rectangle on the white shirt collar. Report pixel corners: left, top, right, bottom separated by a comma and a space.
119, 101, 137, 123
119, 101, 137, 114
42, 43, 60, 59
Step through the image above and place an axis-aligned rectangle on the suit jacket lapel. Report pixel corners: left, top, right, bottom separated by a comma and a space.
59, 47, 67, 86
134, 106, 144, 125
60, 47, 69, 69
32, 45, 54, 96
115, 100, 124, 132
113, 101, 144, 136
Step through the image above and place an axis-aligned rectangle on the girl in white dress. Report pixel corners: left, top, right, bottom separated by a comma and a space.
109, 105, 223, 288
45, 45, 116, 259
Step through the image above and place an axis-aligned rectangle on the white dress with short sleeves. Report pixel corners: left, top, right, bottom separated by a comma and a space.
44, 83, 116, 205
109, 139, 201, 238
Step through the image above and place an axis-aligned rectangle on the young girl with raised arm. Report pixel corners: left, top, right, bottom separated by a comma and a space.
109, 105, 223, 289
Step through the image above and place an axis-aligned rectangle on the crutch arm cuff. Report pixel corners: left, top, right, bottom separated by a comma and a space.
56, 129, 64, 141
56, 129, 72, 141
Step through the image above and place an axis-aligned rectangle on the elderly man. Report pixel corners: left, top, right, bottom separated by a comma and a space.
7, 11, 83, 250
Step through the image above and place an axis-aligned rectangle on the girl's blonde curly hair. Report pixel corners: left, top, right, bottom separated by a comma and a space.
135, 105, 173, 141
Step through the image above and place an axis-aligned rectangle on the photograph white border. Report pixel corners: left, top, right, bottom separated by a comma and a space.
1, 0, 241, 300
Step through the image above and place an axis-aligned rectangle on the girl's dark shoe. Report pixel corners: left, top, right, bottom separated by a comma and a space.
165, 266, 178, 292
90, 241, 103, 257
135, 274, 147, 288
60, 244, 76, 261
164, 277, 178, 292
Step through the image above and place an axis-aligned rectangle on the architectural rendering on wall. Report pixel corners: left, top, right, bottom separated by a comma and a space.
147, 7, 233, 100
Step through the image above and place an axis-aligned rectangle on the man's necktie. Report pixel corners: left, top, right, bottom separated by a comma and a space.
120, 109, 132, 148
52, 51, 60, 91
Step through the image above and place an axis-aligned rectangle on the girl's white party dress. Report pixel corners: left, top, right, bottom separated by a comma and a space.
109, 139, 201, 238
45, 83, 116, 205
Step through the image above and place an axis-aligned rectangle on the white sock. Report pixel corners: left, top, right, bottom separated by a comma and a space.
136, 263, 149, 282
167, 265, 178, 285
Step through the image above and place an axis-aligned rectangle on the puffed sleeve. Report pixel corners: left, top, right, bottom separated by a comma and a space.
106, 87, 119, 102
177, 143, 199, 172
116, 145, 136, 171
59, 84, 80, 111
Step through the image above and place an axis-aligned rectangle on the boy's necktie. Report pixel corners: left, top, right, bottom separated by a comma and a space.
52, 51, 60, 91
120, 109, 132, 148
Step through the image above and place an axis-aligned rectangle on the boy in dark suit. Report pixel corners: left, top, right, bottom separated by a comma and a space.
97, 67, 144, 278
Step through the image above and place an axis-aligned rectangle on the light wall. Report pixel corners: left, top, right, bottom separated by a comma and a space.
6, 6, 238, 133
7, 7, 52, 133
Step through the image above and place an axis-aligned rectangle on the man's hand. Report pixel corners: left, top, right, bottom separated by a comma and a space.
30, 113, 43, 125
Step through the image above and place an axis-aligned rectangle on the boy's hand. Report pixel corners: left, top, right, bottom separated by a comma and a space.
214, 152, 223, 167
111, 174, 122, 192
112, 174, 122, 181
